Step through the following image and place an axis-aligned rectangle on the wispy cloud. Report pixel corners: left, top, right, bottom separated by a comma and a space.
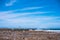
0, 9, 50, 19
0, 6, 46, 18
20, 7, 43, 10
5, 0, 16, 6
0, 7, 60, 29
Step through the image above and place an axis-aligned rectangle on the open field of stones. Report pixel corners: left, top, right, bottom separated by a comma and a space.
0, 29, 60, 40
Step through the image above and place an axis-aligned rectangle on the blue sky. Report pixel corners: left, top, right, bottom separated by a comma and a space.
0, 0, 60, 29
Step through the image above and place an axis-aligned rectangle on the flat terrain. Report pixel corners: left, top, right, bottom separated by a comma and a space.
0, 29, 60, 40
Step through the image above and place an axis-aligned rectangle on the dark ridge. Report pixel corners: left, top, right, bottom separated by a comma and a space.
0, 28, 37, 31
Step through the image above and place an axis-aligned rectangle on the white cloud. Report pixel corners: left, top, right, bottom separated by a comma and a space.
0, 9, 49, 19
0, 8, 60, 28
20, 7, 43, 10
1, 16, 60, 28
5, 0, 16, 6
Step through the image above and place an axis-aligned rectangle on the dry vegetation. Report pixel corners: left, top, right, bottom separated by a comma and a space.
0, 29, 60, 40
